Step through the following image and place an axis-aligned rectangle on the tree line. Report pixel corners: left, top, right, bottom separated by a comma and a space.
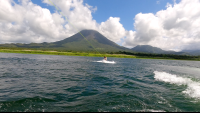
110, 51, 200, 60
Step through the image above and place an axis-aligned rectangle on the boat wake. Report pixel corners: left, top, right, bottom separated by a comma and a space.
95, 60, 116, 64
154, 71, 200, 100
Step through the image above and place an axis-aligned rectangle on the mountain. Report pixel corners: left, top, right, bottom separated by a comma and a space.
181, 50, 200, 56
131, 45, 189, 55
0, 30, 130, 52
52, 29, 130, 52
0, 29, 199, 56
131, 45, 165, 54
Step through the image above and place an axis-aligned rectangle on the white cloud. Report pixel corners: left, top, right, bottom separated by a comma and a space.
85, 3, 97, 13
2, 0, 200, 51
99, 17, 126, 43
123, 0, 200, 51
0, 0, 70, 43
156, 1, 160, 4
42, 0, 99, 33
0, 0, 126, 45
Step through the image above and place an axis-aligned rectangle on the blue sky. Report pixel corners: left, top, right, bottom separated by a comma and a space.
31, 0, 177, 31
1, 0, 200, 51
84, 0, 175, 30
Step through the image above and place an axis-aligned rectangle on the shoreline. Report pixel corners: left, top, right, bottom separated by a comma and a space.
0, 49, 199, 61
0, 49, 136, 59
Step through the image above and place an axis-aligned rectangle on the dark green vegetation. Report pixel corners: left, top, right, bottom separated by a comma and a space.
1, 49, 200, 61
116, 51, 200, 61
0, 49, 136, 58
0, 29, 200, 61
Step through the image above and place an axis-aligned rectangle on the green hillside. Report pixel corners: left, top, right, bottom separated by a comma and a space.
0, 30, 130, 53
131, 45, 189, 55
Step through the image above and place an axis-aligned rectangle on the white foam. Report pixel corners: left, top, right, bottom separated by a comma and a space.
138, 109, 166, 112
154, 71, 200, 99
95, 60, 116, 64
146, 109, 166, 112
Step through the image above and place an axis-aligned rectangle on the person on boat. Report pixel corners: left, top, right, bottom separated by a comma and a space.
103, 56, 107, 61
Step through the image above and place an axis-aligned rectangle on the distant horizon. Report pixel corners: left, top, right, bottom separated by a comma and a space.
0, 0, 200, 51
1, 28, 199, 53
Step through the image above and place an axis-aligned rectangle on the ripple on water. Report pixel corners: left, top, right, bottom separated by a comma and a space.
0, 53, 200, 112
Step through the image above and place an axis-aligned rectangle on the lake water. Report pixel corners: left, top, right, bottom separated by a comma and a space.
0, 53, 200, 112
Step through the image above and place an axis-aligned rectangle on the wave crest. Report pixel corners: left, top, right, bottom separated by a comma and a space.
154, 71, 200, 99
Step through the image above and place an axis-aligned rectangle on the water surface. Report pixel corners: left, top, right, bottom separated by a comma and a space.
0, 53, 200, 112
